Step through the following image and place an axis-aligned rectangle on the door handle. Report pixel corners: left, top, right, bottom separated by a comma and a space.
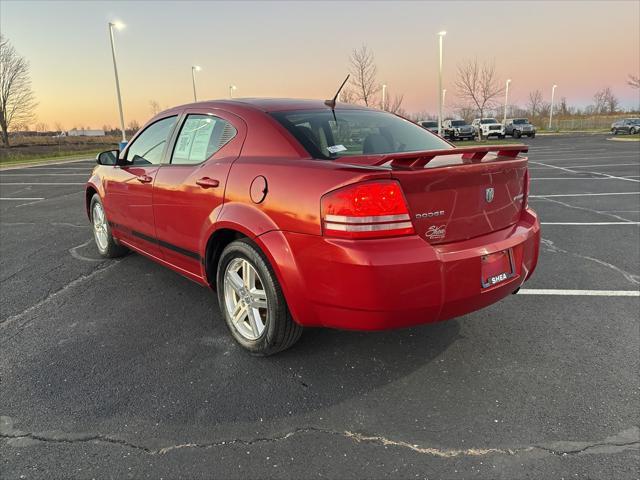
196, 177, 220, 189
136, 175, 153, 184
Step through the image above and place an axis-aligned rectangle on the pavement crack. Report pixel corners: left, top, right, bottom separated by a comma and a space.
541, 237, 639, 285
2, 417, 637, 459
539, 196, 636, 223
0, 260, 122, 333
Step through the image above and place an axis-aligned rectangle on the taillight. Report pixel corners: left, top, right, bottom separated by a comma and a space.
321, 180, 415, 239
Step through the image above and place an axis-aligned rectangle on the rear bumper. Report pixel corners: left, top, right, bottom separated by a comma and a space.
267, 208, 540, 330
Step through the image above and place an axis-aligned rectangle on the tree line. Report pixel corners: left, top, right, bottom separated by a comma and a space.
1, 35, 639, 147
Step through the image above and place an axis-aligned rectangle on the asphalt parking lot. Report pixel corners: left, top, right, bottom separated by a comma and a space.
1, 134, 639, 479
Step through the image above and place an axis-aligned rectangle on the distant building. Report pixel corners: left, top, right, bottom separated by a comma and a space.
67, 129, 105, 137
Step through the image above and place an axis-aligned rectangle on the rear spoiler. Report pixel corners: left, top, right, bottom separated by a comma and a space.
334, 144, 529, 170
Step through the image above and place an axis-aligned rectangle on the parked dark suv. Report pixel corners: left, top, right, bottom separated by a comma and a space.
504, 118, 536, 138
611, 119, 640, 135
443, 119, 476, 140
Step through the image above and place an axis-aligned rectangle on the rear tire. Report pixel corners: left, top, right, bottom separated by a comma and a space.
90, 194, 128, 258
513, 130, 521, 138
217, 239, 302, 356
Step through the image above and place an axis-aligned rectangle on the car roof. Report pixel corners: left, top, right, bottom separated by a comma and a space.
162, 98, 370, 114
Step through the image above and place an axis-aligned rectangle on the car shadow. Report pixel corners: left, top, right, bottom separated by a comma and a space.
4, 253, 461, 431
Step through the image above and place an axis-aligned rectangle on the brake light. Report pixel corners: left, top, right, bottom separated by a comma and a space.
321, 180, 415, 239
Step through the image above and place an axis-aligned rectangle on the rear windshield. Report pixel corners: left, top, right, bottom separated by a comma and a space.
513, 119, 529, 124
480, 119, 499, 124
270, 109, 450, 159
450, 120, 466, 126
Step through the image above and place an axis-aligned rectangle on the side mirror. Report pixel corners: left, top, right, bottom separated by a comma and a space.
96, 149, 118, 166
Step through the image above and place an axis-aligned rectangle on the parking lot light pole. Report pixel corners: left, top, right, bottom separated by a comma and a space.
437, 31, 446, 136
549, 84, 558, 130
191, 65, 201, 102
108, 21, 126, 147
229, 85, 237, 99
442, 88, 446, 112
503, 79, 511, 124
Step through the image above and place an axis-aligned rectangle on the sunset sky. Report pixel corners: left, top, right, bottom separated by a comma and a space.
3, 0, 639, 129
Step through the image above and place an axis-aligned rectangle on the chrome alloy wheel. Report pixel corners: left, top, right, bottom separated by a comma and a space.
92, 202, 109, 251
223, 258, 269, 340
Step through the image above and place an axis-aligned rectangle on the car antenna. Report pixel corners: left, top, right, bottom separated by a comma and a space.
325, 74, 350, 122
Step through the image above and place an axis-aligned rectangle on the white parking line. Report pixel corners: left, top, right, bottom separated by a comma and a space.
540, 222, 640, 225
529, 163, 639, 169
530, 192, 639, 198
0, 197, 45, 201
532, 176, 640, 180
518, 289, 639, 297
0, 173, 88, 176
530, 161, 640, 183
0, 182, 85, 185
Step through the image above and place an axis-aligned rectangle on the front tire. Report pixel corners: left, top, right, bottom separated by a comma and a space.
513, 130, 521, 138
217, 239, 302, 356
90, 194, 127, 258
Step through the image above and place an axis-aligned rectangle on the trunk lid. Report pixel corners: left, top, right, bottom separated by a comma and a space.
333, 145, 529, 245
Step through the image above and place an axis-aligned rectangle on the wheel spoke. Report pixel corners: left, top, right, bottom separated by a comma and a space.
227, 271, 244, 294
247, 307, 264, 337
250, 288, 267, 309
231, 301, 247, 325
242, 260, 255, 288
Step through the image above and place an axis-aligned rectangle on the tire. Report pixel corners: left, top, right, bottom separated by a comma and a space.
530, 133, 536, 138
90, 194, 128, 258
631, 127, 638, 135
498, 134, 505, 139
612, 129, 618, 135
217, 239, 303, 356
513, 130, 521, 138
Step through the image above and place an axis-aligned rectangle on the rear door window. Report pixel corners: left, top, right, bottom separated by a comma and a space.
170, 114, 237, 165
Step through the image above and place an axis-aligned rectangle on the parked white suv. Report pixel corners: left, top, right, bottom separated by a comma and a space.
472, 118, 505, 139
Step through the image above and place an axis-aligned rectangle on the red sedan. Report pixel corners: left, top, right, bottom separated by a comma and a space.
87, 99, 540, 355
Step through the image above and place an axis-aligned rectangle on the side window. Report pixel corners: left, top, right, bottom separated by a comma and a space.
125, 116, 177, 165
171, 114, 237, 165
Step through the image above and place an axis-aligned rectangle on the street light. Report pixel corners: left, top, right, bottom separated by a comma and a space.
191, 65, 201, 102
108, 21, 126, 148
503, 79, 511, 124
549, 84, 558, 130
382, 83, 387, 109
437, 30, 446, 136
229, 85, 237, 98
442, 88, 447, 112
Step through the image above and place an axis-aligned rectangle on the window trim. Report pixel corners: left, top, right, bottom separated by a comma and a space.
120, 115, 179, 166
165, 113, 238, 167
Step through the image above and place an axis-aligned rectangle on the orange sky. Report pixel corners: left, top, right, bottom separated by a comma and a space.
3, 0, 639, 129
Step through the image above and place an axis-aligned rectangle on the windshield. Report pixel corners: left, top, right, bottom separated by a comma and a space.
513, 119, 529, 124
450, 120, 466, 126
270, 109, 451, 159
480, 119, 499, 124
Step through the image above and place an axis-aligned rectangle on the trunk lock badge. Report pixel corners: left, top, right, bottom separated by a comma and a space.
485, 187, 495, 203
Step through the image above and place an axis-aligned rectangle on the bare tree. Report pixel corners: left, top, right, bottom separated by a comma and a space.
558, 97, 570, 116
35, 122, 48, 133
149, 100, 162, 116
527, 90, 543, 117
593, 87, 619, 114
349, 45, 380, 107
455, 58, 504, 125
379, 86, 404, 115
0, 35, 37, 147
339, 87, 357, 104
54, 122, 64, 134
127, 120, 140, 135
628, 74, 640, 89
